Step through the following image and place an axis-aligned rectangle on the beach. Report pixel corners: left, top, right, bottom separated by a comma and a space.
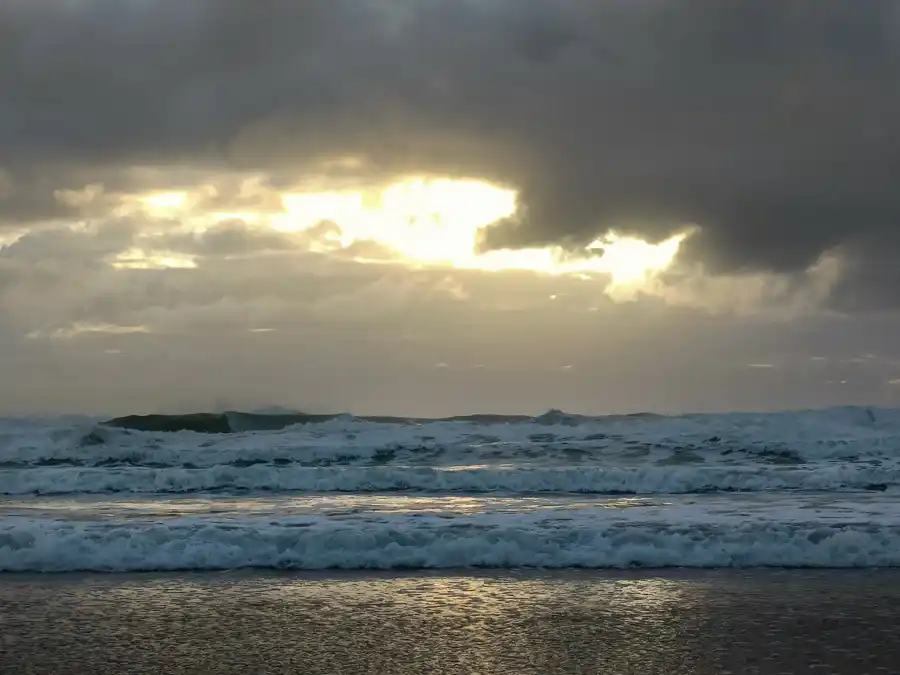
4, 409, 900, 673
3, 569, 899, 674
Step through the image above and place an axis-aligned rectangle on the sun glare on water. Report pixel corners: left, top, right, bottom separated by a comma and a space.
277, 178, 689, 286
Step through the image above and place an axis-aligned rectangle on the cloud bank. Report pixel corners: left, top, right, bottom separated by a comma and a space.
2, 2, 899, 307
3, 0, 900, 414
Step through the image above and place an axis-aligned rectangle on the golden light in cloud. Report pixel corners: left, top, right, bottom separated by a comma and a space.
278, 178, 691, 287
27, 322, 150, 340
115, 190, 198, 227
0, 229, 26, 249
139, 191, 189, 212
111, 247, 197, 270
116, 175, 690, 288
278, 179, 520, 265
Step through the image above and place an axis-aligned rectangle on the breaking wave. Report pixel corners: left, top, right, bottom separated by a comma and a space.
4, 504, 900, 572
2, 405, 899, 571
1, 465, 895, 497
100, 408, 595, 434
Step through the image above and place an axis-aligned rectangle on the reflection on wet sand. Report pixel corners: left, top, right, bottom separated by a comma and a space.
2, 570, 899, 674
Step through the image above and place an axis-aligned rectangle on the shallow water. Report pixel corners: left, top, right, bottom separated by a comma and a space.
3, 569, 900, 674
4, 491, 900, 571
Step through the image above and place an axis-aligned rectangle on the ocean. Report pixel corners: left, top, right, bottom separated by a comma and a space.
1, 405, 898, 572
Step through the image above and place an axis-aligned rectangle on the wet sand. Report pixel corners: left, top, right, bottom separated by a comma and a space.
2, 569, 899, 674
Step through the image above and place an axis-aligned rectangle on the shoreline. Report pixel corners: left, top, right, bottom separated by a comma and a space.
4, 566, 900, 580
4, 568, 900, 674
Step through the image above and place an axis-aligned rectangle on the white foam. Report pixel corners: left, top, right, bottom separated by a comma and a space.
1, 407, 898, 498
2, 406, 899, 470
3, 408, 898, 573
2, 463, 897, 496
3, 494, 899, 572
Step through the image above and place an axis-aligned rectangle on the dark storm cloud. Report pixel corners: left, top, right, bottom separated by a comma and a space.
0, 168, 88, 224
3, 0, 900, 306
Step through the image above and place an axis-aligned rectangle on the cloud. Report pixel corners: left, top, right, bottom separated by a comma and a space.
27, 322, 150, 340
2, 0, 900, 310
0, 209, 495, 343
642, 252, 845, 317
3, 207, 900, 415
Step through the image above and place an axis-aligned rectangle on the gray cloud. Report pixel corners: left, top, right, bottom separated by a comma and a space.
2, 0, 900, 310
1, 209, 899, 415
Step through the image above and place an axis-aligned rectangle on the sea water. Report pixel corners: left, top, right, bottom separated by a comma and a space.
2, 406, 899, 571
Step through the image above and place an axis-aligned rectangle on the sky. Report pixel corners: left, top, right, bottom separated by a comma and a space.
3, 0, 900, 416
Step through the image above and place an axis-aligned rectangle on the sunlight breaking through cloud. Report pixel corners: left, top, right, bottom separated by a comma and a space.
275, 178, 692, 288
111, 176, 693, 295
111, 248, 198, 270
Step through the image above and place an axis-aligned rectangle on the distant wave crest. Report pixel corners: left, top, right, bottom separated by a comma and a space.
99, 409, 610, 434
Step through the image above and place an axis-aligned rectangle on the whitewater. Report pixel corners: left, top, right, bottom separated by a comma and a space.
2, 405, 900, 572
